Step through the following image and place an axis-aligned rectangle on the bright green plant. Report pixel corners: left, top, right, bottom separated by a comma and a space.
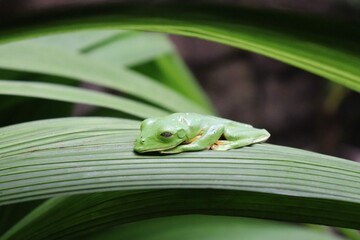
0, 3, 359, 240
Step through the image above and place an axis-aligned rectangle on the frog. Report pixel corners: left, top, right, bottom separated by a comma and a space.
134, 113, 270, 154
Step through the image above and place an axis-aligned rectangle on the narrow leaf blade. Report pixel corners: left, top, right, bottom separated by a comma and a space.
0, 80, 168, 118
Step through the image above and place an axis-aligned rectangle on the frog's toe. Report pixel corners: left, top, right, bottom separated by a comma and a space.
211, 145, 231, 151
211, 141, 231, 151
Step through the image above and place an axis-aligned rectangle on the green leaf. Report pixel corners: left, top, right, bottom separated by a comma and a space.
338, 228, 360, 240
0, 42, 208, 114
0, 80, 169, 118
1, 189, 359, 240
19, 30, 124, 52
133, 52, 215, 112
0, 117, 359, 234
77, 31, 213, 110
4, 205, 346, 240
0, 5, 358, 91
91, 215, 342, 240
82, 31, 173, 66
33, 31, 214, 110
0, 29, 213, 113
19, 30, 173, 67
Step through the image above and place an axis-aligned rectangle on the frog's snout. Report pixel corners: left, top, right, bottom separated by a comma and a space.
135, 136, 145, 147
134, 136, 149, 153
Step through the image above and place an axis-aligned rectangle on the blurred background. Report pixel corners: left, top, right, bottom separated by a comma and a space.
1, 0, 360, 161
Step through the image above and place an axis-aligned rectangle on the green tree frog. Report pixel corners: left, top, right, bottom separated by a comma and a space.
134, 113, 270, 154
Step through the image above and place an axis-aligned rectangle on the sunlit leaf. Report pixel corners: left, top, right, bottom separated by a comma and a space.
0, 80, 168, 118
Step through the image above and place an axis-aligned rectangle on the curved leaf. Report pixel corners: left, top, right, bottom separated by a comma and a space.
18, 30, 173, 66
82, 32, 173, 66
91, 215, 342, 240
0, 4, 359, 91
0, 42, 208, 114
1, 189, 359, 240
0, 117, 359, 233
3, 204, 346, 240
0, 80, 168, 118
22, 30, 125, 52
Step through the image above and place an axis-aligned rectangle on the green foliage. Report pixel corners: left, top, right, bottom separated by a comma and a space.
0, 5, 359, 92
0, 3, 359, 240
0, 42, 209, 114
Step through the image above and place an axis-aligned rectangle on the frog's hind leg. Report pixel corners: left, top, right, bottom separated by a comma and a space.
212, 127, 269, 151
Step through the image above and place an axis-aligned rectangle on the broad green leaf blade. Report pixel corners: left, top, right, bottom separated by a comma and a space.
0, 80, 168, 118
91, 215, 341, 240
0, 5, 358, 91
0, 118, 359, 229
1, 189, 359, 240
0, 42, 208, 114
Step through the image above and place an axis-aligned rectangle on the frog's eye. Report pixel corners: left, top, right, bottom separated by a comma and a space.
160, 132, 173, 138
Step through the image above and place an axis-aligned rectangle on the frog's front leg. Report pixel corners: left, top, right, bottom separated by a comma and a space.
161, 126, 224, 154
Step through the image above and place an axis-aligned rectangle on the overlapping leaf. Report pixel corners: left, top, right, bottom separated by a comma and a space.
0, 4, 359, 91
0, 42, 208, 114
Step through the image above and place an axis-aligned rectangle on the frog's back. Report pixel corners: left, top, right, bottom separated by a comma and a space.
174, 113, 250, 128
169, 113, 250, 127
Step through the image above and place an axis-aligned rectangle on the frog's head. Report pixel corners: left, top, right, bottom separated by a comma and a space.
134, 116, 188, 153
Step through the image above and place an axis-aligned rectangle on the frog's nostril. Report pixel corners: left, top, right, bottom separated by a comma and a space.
141, 137, 145, 143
